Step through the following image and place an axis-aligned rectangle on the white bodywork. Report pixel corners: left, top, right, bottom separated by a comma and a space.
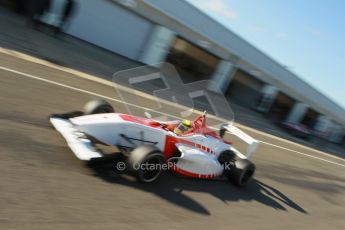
50, 113, 258, 177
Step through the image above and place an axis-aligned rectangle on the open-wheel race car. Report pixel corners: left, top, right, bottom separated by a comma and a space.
50, 100, 259, 187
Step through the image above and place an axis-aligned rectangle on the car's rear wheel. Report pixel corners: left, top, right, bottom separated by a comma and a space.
218, 150, 236, 165
219, 150, 255, 187
128, 145, 165, 183
226, 157, 255, 187
84, 99, 114, 114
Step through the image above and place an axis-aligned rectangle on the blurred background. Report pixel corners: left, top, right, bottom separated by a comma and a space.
0, 0, 345, 155
1, 0, 344, 153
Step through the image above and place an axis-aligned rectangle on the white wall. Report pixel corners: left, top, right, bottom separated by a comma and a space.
208, 60, 235, 93
139, 25, 175, 65
67, 0, 153, 60
256, 85, 278, 112
286, 103, 308, 123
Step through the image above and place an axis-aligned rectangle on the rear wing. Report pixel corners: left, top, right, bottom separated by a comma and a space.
220, 124, 259, 159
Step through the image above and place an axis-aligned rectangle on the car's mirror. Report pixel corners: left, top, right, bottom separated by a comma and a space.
144, 111, 152, 119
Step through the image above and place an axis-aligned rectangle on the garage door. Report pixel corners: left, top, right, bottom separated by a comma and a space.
269, 92, 295, 122
66, 0, 153, 60
226, 69, 264, 108
166, 37, 220, 83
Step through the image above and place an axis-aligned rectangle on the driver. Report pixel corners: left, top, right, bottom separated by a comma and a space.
174, 119, 193, 135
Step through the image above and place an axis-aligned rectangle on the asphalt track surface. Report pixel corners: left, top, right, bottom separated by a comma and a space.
1, 52, 345, 230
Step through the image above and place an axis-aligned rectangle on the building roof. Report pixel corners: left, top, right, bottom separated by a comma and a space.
136, 0, 345, 125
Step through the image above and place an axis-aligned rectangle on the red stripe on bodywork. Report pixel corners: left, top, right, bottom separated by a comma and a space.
164, 135, 215, 159
171, 165, 219, 179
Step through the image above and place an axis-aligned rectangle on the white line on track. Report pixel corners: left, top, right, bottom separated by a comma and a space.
1, 65, 345, 168
261, 141, 345, 167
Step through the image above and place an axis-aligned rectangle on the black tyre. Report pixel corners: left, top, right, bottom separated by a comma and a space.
226, 157, 255, 187
218, 150, 236, 165
128, 145, 165, 183
84, 99, 114, 114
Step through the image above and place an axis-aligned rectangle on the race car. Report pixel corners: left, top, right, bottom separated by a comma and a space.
50, 100, 259, 187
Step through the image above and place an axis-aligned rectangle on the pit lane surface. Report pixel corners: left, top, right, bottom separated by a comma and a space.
1, 52, 345, 230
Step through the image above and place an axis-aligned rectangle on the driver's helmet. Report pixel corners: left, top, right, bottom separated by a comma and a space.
174, 119, 192, 135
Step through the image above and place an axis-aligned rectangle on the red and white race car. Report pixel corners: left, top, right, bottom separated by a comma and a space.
50, 100, 259, 187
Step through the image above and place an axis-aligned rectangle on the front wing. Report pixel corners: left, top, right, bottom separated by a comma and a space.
50, 117, 103, 160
